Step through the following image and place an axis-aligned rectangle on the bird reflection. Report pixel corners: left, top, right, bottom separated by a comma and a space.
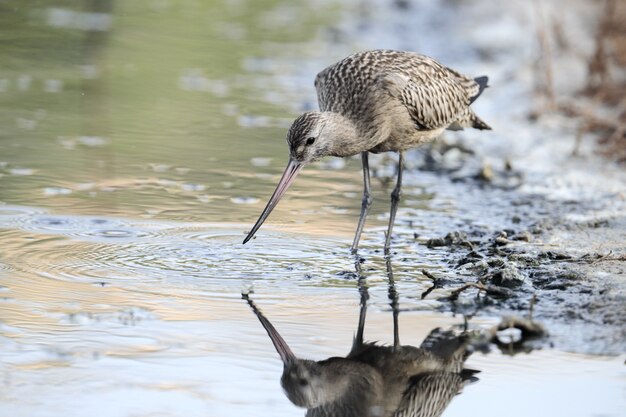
243, 259, 478, 417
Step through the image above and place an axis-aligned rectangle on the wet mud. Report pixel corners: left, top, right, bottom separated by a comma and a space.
368, 140, 625, 355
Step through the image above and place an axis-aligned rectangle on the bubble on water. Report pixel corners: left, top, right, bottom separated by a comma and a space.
237, 114, 275, 128
9, 168, 36, 176
150, 163, 170, 172
17, 75, 31, 91
230, 197, 259, 204
210, 80, 229, 97
78, 136, 108, 147
255, 173, 273, 180
221, 103, 238, 116
16, 118, 37, 130
178, 68, 206, 91
75, 183, 96, 191
44, 79, 63, 93
156, 179, 177, 187
178, 69, 230, 96
80, 65, 99, 79
152, 0, 175, 12
214, 22, 247, 40
317, 158, 345, 170
63, 307, 155, 326
44, 187, 73, 196
174, 167, 191, 175
35, 216, 71, 227
322, 206, 348, 214
242, 57, 276, 72
59, 137, 76, 150
197, 195, 211, 203
91, 229, 136, 238
250, 157, 272, 167
46, 7, 112, 31
180, 183, 206, 192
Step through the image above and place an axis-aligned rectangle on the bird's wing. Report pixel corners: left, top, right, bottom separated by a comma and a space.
392, 372, 464, 417
379, 70, 481, 130
314, 69, 334, 112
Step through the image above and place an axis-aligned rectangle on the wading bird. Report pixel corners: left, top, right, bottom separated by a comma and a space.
243, 49, 491, 253
243, 262, 478, 416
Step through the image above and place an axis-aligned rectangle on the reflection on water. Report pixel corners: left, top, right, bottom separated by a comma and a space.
0, 205, 624, 416
245, 261, 478, 417
1, 1, 625, 417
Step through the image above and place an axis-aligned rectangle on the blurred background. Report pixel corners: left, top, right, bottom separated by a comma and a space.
0, 1, 624, 416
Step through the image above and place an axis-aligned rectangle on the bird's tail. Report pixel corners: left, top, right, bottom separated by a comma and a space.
460, 368, 481, 384
471, 114, 492, 130
420, 328, 468, 362
447, 108, 492, 131
469, 76, 489, 104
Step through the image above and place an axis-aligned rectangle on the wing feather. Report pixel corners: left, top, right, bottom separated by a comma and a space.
380, 71, 478, 130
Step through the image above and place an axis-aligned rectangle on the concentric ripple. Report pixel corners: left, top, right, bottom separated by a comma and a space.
0, 205, 357, 292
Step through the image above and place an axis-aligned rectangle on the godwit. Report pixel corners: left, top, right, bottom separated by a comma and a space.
243, 50, 490, 253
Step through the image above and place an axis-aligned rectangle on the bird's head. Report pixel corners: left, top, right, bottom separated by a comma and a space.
286, 111, 330, 163
242, 111, 330, 244
281, 360, 328, 408
242, 111, 357, 245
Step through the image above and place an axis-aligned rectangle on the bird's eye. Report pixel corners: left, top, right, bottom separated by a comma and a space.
305, 137, 316, 146
298, 378, 308, 386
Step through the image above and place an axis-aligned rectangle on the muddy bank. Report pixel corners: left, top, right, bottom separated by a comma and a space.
366, 140, 625, 355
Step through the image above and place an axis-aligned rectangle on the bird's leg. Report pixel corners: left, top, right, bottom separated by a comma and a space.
352, 273, 369, 351
384, 152, 404, 255
386, 258, 400, 351
351, 152, 373, 254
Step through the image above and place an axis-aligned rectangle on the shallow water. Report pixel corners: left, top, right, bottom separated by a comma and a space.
1, 1, 624, 416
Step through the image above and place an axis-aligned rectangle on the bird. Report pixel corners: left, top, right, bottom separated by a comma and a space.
242, 49, 491, 254
242, 261, 478, 417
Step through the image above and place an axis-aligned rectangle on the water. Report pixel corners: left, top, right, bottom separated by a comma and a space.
1, 1, 624, 416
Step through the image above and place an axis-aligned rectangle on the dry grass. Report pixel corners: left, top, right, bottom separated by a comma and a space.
561, 0, 626, 163
533, 0, 626, 162
577, 0, 626, 161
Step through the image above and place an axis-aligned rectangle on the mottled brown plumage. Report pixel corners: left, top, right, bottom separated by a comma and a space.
315, 50, 490, 150
243, 50, 491, 252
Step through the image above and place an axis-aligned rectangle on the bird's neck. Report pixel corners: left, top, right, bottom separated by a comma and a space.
320, 112, 376, 157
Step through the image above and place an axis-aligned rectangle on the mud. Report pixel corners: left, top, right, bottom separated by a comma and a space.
379, 140, 625, 355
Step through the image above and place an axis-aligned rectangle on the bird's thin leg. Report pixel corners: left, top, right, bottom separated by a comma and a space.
352, 273, 369, 352
386, 258, 400, 351
384, 152, 404, 255
351, 152, 373, 254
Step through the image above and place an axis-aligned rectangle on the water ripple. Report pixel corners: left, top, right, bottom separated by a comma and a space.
0, 205, 354, 291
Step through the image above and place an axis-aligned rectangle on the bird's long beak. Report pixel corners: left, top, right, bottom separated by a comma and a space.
243, 158, 303, 244
243, 293, 297, 365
